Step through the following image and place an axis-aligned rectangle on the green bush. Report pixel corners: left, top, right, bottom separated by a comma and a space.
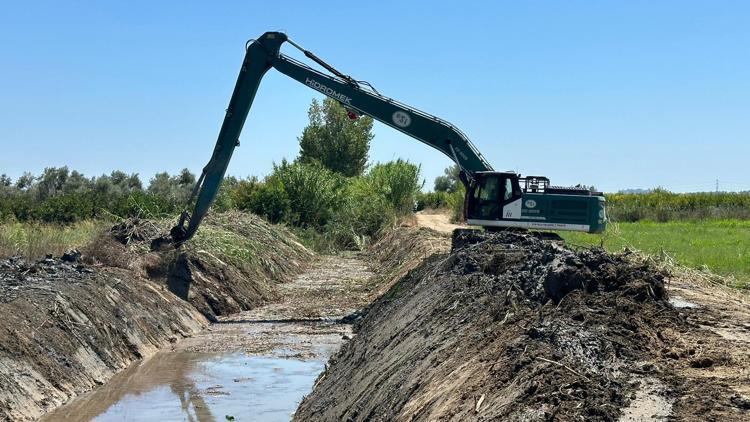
415, 191, 450, 211
447, 185, 466, 222
114, 191, 176, 219
323, 176, 396, 249
271, 160, 346, 227
231, 159, 421, 250
233, 160, 345, 228
36, 192, 94, 223
234, 177, 291, 224
0, 168, 198, 223
367, 159, 422, 214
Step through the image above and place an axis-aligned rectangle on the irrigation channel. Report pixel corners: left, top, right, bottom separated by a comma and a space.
42, 254, 374, 422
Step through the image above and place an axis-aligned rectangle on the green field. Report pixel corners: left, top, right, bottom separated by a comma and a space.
561, 219, 750, 288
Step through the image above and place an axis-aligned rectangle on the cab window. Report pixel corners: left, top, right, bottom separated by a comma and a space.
504, 178, 513, 201
476, 176, 500, 201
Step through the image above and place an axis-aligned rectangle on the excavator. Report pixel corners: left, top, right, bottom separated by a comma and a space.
163, 31, 606, 246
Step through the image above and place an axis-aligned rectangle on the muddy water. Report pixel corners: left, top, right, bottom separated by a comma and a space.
43, 254, 372, 422
43, 321, 348, 422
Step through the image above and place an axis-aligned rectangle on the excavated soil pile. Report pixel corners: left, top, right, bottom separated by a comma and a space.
0, 255, 206, 421
105, 212, 313, 321
296, 230, 749, 421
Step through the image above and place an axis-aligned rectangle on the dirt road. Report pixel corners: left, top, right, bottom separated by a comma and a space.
414, 209, 465, 234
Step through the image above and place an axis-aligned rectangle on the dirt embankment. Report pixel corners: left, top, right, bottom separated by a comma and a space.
367, 223, 451, 294
0, 257, 206, 422
295, 228, 750, 421
112, 213, 313, 321
0, 212, 313, 422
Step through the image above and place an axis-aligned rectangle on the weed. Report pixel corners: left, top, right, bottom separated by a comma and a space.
0, 219, 106, 259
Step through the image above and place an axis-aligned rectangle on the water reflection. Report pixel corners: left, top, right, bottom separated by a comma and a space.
42, 351, 328, 422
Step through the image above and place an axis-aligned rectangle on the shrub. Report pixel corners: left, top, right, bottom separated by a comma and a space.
447, 185, 466, 222
415, 191, 451, 211
233, 161, 344, 228
251, 178, 291, 224
324, 176, 397, 249
270, 160, 345, 227
367, 159, 423, 214
115, 191, 176, 219
606, 190, 750, 222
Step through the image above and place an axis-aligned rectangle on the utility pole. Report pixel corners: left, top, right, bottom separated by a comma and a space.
716, 179, 719, 193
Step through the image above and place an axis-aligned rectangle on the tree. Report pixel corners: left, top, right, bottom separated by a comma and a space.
434, 165, 460, 193
298, 98, 374, 177
37, 167, 70, 200
148, 169, 195, 207
0, 174, 12, 198
62, 170, 91, 195
15, 172, 35, 191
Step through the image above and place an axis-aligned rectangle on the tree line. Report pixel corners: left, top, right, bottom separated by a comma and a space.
0, 167, 203, 223
1, 98, 424, 249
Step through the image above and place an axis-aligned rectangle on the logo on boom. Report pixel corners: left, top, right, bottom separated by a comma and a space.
305, 78, 352, 105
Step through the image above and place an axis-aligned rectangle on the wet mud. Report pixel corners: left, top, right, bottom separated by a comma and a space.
296, 229, 750, 421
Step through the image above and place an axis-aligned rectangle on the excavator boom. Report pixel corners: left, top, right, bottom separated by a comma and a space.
168, 32, 492, 244
165, 31, 606, 247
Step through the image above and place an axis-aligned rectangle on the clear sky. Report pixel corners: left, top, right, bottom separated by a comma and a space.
1, 1, 748, 192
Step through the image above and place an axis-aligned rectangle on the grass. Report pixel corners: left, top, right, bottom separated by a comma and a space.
0, 219, 106, 259
3, 212, 748, 290
187, 212, 312, 272
560, 219, 750, 288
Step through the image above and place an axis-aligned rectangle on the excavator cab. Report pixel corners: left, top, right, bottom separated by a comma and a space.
465, 171, 606, 233
466, 172, 522, 220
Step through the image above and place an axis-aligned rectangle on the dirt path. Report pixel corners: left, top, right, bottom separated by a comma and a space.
414, 210, 465, 234
42, 253, 376, 421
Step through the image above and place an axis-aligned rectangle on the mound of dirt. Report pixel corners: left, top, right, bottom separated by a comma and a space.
97, 212, 314, 321
295, 230, 749, 421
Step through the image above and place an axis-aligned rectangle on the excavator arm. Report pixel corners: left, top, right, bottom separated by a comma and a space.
167, 31, 491, 245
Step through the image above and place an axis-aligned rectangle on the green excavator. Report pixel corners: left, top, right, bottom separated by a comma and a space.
165, 32, 606, 246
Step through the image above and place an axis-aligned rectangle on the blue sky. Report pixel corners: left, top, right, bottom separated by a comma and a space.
1, 1, 748, 192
